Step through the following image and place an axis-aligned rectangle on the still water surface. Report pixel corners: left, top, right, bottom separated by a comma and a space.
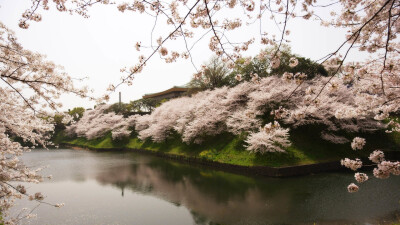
11, 148, 400, 225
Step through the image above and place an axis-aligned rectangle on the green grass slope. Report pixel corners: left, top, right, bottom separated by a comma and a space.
56, 124, 400, 168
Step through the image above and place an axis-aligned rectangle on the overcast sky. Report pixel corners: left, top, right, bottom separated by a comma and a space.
0, 1, 367, 110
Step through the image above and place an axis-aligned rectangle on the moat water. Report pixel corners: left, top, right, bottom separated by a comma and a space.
11, 148, 400, 224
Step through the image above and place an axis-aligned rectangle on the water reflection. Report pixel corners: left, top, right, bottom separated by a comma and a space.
94, 152, 400, 224
17, 149, 400, 225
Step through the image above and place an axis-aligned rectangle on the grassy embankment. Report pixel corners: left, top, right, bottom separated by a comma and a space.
54, 124, 400, 168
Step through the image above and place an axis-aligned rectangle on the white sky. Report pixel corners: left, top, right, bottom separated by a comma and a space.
0, 1, 368, 110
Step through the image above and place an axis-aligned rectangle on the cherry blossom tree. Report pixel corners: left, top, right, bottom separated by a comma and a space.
0, 21, 87, 223
66, 104, 136, 140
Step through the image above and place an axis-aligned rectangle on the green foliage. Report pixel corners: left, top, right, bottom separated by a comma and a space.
67, 107, 85, 121
104, 103, 133, 117
52, 113, 66, 132
186, 46, 327, 91
91, 100, 156, 117
187, 56, 234, 91
130, 98, 159, 113
156, 98, 169, 107
49, 107, 86, 142
229, 45, 328, 84
67, 132, 128, 149
228, 55, 270, 84
52, 130, 67, 144
94, 103, 106, 109
272, 54, 328, 79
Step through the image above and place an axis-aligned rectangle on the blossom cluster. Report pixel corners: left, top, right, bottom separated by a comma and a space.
347, 183, 359, 193
354, 173, 369, 183
245, 122, 290, 153
341, 158, 363, 171
351, 137, 366, 151
373, 160, 400, 179
342, 141, 400, 192
66, 104, 137, 140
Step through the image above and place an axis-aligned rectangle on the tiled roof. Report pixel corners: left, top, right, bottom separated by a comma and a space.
142, 86, 188, 99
